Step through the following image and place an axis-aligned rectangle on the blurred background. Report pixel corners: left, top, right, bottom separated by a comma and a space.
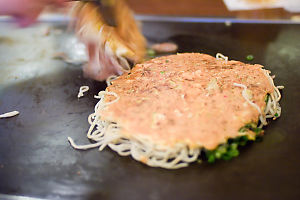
125, 0, 300, 20
43, 0, 300, 22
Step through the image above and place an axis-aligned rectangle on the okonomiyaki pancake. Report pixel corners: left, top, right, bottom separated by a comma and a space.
69, 53, 283, 169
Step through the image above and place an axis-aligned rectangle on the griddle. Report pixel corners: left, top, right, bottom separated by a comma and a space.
0, 17, 300, 200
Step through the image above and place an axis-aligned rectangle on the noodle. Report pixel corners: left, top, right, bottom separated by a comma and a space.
106, 75, 118, 86
234, 82, 267, 126
78, 86, 89, 98
0, 111, 19, 119
234, 68, 283, 128
216, 53, 228, 61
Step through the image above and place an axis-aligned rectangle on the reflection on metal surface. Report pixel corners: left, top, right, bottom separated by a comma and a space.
0, 194, 46, 200
0, 23, 87, 88
1, 14, 300, 24
135, 15, 300, 24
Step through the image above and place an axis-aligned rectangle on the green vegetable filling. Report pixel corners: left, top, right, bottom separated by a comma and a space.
239, 122, 262, 135
204, 136, 246, 163
265, 93, 270, 104
203, 123, 263, 163
202, 93, 270, 163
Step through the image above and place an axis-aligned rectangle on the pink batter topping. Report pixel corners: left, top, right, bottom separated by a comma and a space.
100, 53, 273, 150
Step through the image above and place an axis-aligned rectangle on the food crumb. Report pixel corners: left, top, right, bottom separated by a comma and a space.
147, 49, 156, 57
151, 42, 178, 53
246, 54, 254, 61
225, 20, 232, 26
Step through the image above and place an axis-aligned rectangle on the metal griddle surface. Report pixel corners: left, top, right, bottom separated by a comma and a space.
0, 20, 300, 200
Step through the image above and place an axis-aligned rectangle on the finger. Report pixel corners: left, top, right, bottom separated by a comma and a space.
14, 16, 35, 27
14, 11, 41, 27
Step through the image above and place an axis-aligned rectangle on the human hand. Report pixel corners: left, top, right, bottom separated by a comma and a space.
0, 0, 65, 27
73, 0, 146, 81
